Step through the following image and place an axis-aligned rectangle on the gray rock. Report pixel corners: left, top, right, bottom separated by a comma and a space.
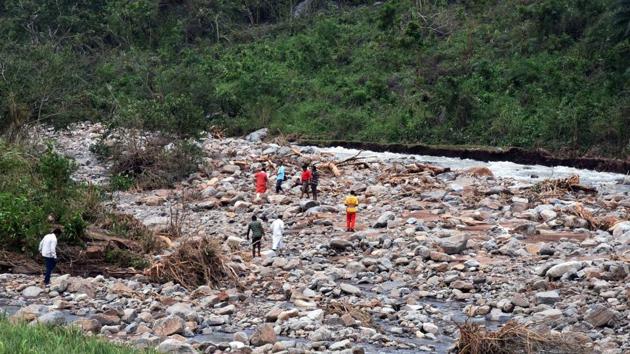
585, 304, 617, 327
329, 238, 353, 251
437, 235, 468, 255
532, 309, 563, 322
309, 327, 333, 341
166, 303, 196, 320
373, 211, 395, 228
22, 286, 43, 298
36, 311, 67, 325
153, 315, 185, 336
156, 339, 196, 354
535, 290, 560, 305
299, 200, 319, 212
340, 283, 361, 295
249, 323, 277, 346
545, 261, 584, 279
245, 128, 268, 143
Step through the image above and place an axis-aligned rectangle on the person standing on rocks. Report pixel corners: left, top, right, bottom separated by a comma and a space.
39, 228, 61, 286
271, 215, 285, 255
310, 165, 319, 201
275, 164, 286, 193
344, 191, 359, 232
254, 166, 269, 202
246, 215, 264, 258
300, 164, 312, 199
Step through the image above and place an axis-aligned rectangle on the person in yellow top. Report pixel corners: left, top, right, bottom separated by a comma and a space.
344, 191, 359, 232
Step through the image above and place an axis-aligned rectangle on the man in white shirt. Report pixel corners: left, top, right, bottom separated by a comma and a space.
39, 228, 61, 286
271, 215, 285, 256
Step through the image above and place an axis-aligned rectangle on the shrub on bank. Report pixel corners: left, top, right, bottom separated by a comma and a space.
0, 141, 96, 254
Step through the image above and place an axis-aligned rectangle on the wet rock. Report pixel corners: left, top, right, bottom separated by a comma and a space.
156, 338, 196, 354
250, 323, 277, 346
22, 286, 43, 298
437, 234, 468, 255
154, 315, 185, 336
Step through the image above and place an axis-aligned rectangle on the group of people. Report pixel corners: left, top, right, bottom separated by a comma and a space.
248, 162, 361, 257
37, 162, 360, 284
245, 214, 285, 258
254, 163, 320, 201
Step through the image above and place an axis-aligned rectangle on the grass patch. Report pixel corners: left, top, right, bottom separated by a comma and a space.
0, 317, 154, 354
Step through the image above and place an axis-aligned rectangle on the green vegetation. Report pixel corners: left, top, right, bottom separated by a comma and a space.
1, 0, 629, 156
0, 142, 99, 253
0, 317, 153, 354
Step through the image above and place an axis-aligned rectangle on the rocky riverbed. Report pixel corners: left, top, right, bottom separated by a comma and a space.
2, 123, 629, 353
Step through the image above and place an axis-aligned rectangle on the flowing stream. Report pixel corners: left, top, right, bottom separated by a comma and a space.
315, 146, 630, 194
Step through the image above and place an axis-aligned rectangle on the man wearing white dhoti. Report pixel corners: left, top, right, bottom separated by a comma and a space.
271, 215, 285, 255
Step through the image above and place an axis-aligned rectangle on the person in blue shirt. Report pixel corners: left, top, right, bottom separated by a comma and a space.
275, 164, 286, 193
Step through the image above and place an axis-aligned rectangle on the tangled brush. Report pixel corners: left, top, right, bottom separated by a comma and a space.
455, 321, 590, 354
146, 238, 238, 290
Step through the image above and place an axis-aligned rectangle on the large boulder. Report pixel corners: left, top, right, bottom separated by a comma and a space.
437, 234, 469, 255
545, 261, 584, 279
373, 211, 395, 228
329, 238, 353, 251
156, 339, 196, 354
249, 323, 277, 346
22, 286, 43, 298
35, 311, 67, 326
339, 283, 361, 295
300, 200, 319, 212
12, 304, 48, 322
166, 303, 197, 321
610, 221, 630, 237
153, 315, 185, 337
245, 128, 269, 143
585, 304, 618, 327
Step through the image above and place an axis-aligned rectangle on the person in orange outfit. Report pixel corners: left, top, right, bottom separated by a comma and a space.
344, 190, 358, 232
254, 166, 269, 201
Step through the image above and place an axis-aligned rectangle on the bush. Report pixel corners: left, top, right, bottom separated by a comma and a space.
106, 134, 202, 190
0, 141, 90, 254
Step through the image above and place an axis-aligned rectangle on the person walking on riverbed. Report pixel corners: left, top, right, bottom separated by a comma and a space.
254, 166, 269, 202
300, 164, 312, 199
344, 191, 359, 232
39, 228, 61, 286
246, 215, 264, 258
275, 164, 286, 193
271, 215, 285, 256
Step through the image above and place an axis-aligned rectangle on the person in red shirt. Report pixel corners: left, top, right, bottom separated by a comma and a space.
254, 166, 268, 201
300, 164, 311, 199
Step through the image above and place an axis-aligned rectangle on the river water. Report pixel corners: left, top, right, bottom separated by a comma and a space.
315, 146, 630, 194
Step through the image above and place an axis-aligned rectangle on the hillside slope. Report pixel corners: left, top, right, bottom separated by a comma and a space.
1, 0, 629, 156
